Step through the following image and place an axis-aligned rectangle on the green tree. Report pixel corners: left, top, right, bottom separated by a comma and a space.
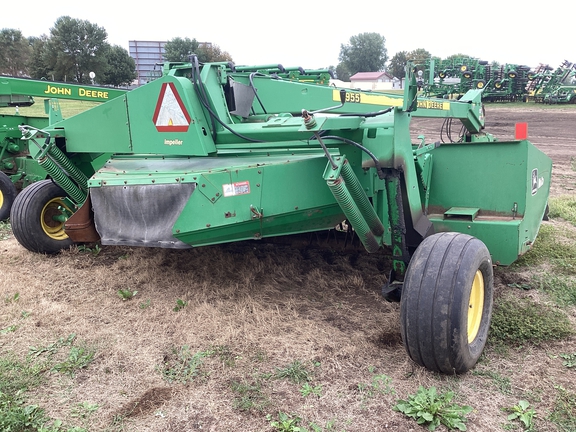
335, 63, 351, 81
445, 53, 472, 62
100, 44, 137, 87
164, 38, 233, 63
0, 29, 32, 76
43, 16, 108, 83
388, 51, 408, 79
197, 44, 233, 63
163, 37, 200, 62
338, 32, 388, 75
406, 48, 431, 65
28, 35, 50, 79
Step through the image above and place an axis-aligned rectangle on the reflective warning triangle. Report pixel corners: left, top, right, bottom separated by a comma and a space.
152, 82, 192, 132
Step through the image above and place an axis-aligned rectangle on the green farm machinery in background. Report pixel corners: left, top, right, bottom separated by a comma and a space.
419, 57, 533, 102
0, 76, 128, 220
9, 60, 551, 375
527, 60, 576, 104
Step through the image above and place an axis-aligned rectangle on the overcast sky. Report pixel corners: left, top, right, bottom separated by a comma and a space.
4, 0, 572, 71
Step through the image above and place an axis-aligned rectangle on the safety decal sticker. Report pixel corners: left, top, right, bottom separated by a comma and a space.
153, 82, 192, 132
223, 181, 251, 197
531, 168, 544, 196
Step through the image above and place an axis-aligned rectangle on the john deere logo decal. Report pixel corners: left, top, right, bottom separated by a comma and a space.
153, 82, 191, 132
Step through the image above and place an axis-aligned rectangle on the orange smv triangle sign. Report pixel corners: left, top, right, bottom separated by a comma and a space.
152, 82, 192, 132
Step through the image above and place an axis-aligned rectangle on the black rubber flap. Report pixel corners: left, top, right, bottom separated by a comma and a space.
91, 183, 195, 248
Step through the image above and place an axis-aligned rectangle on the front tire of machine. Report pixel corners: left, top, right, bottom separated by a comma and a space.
10, 179, 74, 254
400, 232, 493, 374
0, 171, 18, 221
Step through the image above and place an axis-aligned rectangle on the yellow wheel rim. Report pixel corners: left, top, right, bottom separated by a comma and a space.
468, 270, 484, 343
477, 82, 484, 89
40, 197, 71, 241
0, 189, 4, 210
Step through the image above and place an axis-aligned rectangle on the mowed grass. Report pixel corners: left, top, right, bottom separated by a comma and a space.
0, 98, 100, 118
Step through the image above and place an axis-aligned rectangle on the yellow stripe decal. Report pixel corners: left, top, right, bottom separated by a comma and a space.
333, 90, 450, 110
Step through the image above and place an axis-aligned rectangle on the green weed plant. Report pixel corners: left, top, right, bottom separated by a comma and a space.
393, 386, 473, 431
505, 400, 536, 431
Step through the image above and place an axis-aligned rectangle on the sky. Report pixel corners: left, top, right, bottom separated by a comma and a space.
3, 0, 572, 71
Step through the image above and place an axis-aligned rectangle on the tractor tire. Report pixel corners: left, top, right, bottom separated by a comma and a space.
0, 171, 17, 221
10, 180, 74, 254
400, 232, 493, 374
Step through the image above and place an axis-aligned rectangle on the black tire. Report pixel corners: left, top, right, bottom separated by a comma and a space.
542, 203, 550, 221
476, 80, 486, 89
10, 180, 74, 254
400, 232, 493, 374
0, 171, 17, 221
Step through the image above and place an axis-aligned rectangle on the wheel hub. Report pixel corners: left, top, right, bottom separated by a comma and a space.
40, 197, 71, 241
467, 270, 485, 343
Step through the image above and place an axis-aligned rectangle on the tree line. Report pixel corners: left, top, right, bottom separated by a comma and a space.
1, 18, 446, 86
1, 17, 136, 87
0, 17, 234, 87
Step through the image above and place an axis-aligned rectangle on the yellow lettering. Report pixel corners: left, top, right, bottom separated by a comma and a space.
79, 88, 85, 96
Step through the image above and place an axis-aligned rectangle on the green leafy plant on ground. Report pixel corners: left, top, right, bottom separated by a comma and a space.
548, 195, 576, 225
356, 368, 395, 407
549, 385, 576, 431
505, 400, 536, 431
117, 289, 138, 301
512, 223, 576, 271
300, 382, 322, 398
0, 390, 49, 432
0, 221, 11, 241
274, 360, 311, 384
489, 297, 574, 347
77, 244, 101, 256
159, 346, 213, 383
28, 334, 76, 359
471, 369, 512, 394
173, 299, 188, 312
4, 292, 19, 304
559, 353, 576, 368
393, 386, 473, 431
231, 380, 270, 412
267, 412, 303, 432
0, 352, 91, 431
535, 274, 576, 305
51, 346, 95, 376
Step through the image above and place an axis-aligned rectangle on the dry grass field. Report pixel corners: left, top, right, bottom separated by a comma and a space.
1, 105, 575, 432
